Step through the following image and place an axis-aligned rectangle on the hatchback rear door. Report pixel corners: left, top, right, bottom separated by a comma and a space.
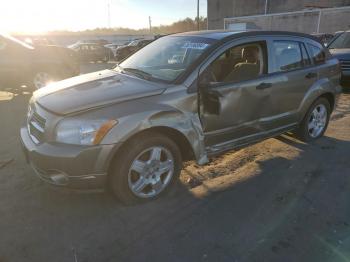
264, 37, 317, 129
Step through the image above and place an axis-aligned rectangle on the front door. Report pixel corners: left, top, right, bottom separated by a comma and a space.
198, 40, 274, 149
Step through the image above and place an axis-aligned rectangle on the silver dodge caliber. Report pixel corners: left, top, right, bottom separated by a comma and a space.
21, 30, 342, 204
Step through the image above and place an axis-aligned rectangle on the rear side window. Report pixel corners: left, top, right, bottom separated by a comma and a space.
272, 41, 303, 72
307, 44, 326, 65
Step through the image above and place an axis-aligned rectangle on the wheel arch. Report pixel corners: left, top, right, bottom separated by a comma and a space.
319, 92, 335, 112
298, 76, 337, 122
106, 126, 196, 180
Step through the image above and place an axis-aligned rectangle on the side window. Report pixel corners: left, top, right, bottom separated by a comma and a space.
307, 44, 326, 65
202, 41, 266, 84
81, 45, 89, 51
90, 45, 99, 50
272, 41, 303, 72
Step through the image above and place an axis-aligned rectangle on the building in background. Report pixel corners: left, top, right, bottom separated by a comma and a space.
208, 0, 350, 33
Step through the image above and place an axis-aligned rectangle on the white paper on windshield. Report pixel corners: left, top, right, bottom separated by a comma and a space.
182, 42, 209, 50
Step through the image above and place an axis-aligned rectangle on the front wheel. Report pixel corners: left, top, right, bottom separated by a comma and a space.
110, 133, 182, 204
294, 97, 331, 142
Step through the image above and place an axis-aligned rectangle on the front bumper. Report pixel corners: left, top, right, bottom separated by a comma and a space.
20, 127, 121, 190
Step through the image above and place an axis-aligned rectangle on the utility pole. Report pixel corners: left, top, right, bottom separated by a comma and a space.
264, 0, 268, 15
149, 16, 152, 34
107, 0, 111, 28
197, 0, 200, 31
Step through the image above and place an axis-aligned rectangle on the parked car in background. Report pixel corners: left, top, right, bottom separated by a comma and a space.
328, 31, 350, 85
115, 39, 153, 61
104, 43, 121, 57
69, 43, 114, 63
312, 33, 334, 46
21, 30, 341, 204
0, 34, 79, 89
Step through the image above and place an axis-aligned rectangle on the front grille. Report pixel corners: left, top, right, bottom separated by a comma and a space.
28, 108, 46, 144
339, 59, 350, 71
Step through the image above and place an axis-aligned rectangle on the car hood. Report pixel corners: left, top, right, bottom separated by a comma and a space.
329, 48, 350, 60
33, 70, 166, 115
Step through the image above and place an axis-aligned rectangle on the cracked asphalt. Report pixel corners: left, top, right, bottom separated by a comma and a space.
0, 64, 350, 261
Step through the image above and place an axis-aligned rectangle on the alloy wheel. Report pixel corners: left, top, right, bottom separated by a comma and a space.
308, 104, 327, 138
128, 146, 174, 198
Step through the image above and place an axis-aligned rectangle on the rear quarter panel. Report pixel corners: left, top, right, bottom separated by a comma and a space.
298, 56, 341, 121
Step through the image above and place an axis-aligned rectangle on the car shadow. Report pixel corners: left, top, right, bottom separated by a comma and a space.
1, 133, 349, 262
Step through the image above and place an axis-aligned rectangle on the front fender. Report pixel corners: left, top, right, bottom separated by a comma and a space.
102, 106, 209, 165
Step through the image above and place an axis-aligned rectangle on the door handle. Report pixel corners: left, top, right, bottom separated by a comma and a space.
256, 82, 272, 90
305, 72, 317, 79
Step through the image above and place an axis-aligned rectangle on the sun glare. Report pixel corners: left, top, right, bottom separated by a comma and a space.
0, 0, 149, 34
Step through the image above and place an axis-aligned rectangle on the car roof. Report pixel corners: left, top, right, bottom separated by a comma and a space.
172, 30, 321, 43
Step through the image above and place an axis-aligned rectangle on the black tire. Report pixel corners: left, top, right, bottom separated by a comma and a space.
294, 97, 331, 142
109, 133, 182, 205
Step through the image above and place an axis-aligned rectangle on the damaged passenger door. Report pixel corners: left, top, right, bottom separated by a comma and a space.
198, 39, 274, 149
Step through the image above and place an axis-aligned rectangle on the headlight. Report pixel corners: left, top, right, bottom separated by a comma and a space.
55, 119, 118, 145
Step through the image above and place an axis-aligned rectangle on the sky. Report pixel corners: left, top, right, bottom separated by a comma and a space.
0, 0, 207, 34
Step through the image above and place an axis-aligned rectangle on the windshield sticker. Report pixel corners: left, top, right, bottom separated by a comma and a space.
182, 42, 209, 50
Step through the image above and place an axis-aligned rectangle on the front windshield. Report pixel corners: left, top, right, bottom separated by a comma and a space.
118, 36, 216, 82
328, 32, 350, 49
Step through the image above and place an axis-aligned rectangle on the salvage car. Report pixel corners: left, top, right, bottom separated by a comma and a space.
0, 34, 79, 89
21, 30, 341, 204
115, 39, 153, 61
328, 30, 350, 85
69, 43, 114, 63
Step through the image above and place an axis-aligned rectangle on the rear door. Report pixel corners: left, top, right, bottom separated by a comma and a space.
265, 37, 317, 129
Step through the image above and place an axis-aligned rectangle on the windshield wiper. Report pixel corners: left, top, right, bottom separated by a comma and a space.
121, 67, 153, 80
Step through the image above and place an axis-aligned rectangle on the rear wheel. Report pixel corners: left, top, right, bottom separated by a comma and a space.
110, 133, 182, 204
294, 97, 331, 142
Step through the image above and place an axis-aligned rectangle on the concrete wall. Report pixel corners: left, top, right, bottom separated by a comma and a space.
223, 7, 350, 34
208, 0, 350, 30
